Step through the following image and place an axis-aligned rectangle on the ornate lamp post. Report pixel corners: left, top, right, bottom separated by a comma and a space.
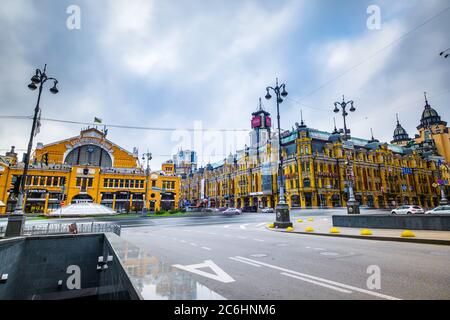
438, 161, 448, 205
142, 151, 152, 214
265, 78, 292, 228
5, 65, 59, 237
333, 95, 360, 214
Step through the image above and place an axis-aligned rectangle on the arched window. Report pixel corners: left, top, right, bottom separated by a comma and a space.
65, 144, 112, 167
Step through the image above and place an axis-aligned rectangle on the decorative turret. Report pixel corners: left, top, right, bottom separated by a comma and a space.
366, 128, 382, 150
391, 114, 411, 146
328, 117, 341, 143
417, 92, 447, 130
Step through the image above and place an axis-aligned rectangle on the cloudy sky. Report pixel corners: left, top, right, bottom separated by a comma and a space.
0, 0, 449, 168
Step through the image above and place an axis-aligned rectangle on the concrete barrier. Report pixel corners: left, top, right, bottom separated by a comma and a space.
332, 214, 450, 231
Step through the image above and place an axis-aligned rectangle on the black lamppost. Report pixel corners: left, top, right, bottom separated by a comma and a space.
265, 78, 292, 228
439, 48, 449, 58
333, 95, 359, 214
5, 65, 59, 237
142, 151, 152, 214
333, 95, 355, 141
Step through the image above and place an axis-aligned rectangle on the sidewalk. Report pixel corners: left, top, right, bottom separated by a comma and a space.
269, 217, 450, 245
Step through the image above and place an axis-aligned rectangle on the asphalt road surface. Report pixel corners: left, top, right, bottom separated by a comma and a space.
2, 209, 449, 299
117, 210, 449, 300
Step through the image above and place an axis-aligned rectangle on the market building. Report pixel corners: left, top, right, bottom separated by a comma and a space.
181, 97, 449, 210
0, 127, 180, 214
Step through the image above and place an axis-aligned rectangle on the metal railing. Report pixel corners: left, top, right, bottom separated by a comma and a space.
0, 222, 121, 238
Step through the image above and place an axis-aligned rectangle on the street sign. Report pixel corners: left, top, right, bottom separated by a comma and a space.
402, 168, 412, 175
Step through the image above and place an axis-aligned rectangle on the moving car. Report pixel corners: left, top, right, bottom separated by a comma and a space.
261, 207, 274, 213
223, 208, 242, 215
391, 205, 424, 215
425, 205, 450, 214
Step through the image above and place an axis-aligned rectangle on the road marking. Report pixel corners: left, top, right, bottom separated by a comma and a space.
224, 225, 231, 228
201, 247, 212, 251
180, 240, 187, 243
281, 273, 352, 294
240, 224, 250, 230
313, 248, 326, 251
256, 222, 268, 227
229, 257, 262, 267
233, 256, 401, 300
238, 236, 247, 240
208, 232, 217, 235
173, 260, 235, 283
253, 239, 264, 242
190, 243, 198, 247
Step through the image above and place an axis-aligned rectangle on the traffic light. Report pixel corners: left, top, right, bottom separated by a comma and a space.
42, 153, 48, 166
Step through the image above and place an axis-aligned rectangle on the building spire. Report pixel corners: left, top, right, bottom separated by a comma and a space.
300, 109, 304, 126
396, 113, 400, 125
332, 117, 338, 134
370, 128, 374, 140
424, 91, 430, 108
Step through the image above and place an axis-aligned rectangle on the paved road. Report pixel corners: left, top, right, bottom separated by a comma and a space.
2, 209, 449, 299
116, 211, 449, 300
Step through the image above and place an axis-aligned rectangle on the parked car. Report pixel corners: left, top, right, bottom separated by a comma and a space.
223, 208, 242, 215
391, 205, 424, 215
425, 205, 450, 214
261, 207, 274, 213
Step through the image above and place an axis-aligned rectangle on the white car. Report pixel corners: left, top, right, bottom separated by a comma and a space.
425, 205, 450, 214
261, 207, 274, 213
223, 208, 242, 215
391, 205, 424, 215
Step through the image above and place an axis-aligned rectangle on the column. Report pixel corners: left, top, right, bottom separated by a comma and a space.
44, 193, 50, 214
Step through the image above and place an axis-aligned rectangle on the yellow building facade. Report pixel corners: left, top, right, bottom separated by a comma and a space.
181, 104, 449, 210
0, 128, 180, 214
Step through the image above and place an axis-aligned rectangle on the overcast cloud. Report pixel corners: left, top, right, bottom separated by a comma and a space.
0, 0, 449, 168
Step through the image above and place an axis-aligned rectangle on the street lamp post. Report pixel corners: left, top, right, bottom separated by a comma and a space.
265, 78, 292, 228
438, 162, 448, 205
142, 151, 152, 215
5, 65, 59, 237
333, 95, 360, 214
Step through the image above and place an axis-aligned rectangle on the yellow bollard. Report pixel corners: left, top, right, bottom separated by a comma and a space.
329, 227, 340, 234
297, 219, 303, 223
401, 230, 415, 238
307, 218, 314, 222
305, 226, 314, 232
268, 223, 275, 229
360, 229, 372, 236
286, 227, 294, 232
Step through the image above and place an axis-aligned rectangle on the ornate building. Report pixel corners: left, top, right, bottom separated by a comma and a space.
181, 97, 449, 210
0, 127, 180, 214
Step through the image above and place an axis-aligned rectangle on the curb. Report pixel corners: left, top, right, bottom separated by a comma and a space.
266, 227, 450, 246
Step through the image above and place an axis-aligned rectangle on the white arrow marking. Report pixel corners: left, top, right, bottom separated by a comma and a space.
240, 223, 250, 230
172, 260, 235, 283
